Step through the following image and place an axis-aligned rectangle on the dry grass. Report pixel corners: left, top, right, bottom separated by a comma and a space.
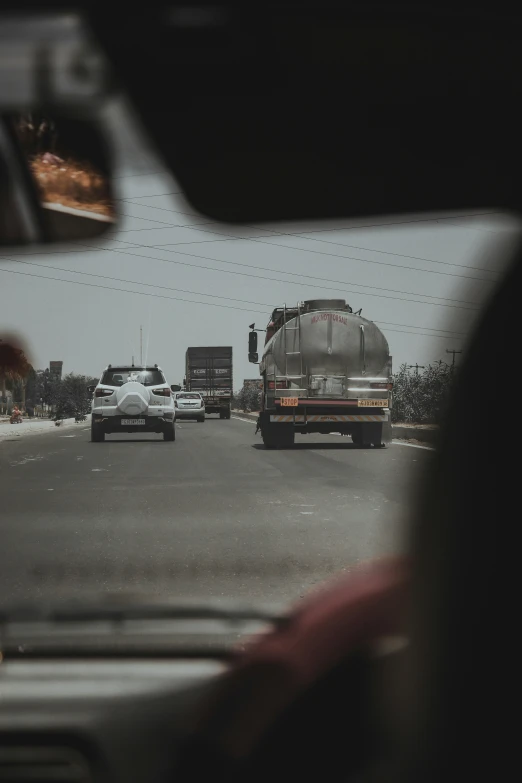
30, 155, 115, 218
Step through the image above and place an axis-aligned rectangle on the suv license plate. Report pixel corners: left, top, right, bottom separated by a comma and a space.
121, 418, 145, 425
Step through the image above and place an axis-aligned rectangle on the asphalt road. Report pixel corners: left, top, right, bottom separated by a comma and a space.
0, 416, 432, 608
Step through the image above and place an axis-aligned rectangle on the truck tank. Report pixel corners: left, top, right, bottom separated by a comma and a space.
261, 299, 390, 396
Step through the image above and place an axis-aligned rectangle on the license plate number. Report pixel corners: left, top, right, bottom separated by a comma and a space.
281, 397, 298, 407
121, 418, 146, 425
358, 399, 388, 407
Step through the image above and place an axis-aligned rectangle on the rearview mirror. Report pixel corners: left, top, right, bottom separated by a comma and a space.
248, 331, 258, 353
87, 385, 96, 394
0, 111, 115, 246
171, 384, 181, 392
248, 352, 259, 364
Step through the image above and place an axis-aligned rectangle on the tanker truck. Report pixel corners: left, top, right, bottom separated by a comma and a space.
248, 299, 392, 448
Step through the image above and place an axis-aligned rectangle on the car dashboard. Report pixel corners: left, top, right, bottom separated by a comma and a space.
0, 657, 223, 782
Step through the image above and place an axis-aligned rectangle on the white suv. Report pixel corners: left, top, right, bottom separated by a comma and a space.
90, 365, 176, 442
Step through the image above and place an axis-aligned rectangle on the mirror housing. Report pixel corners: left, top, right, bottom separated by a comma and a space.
0, 111, 115, 246
248, 352, 259, 364
87, 385, 96, 394
248, 331, 258, 353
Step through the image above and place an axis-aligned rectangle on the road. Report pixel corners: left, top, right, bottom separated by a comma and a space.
0, 416, 432, 608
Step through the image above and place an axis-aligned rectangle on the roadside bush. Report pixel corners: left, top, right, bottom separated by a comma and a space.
391, 362, 454, 424
234, 385, 261, 412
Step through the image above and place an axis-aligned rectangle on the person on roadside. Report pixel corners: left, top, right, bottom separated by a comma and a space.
10, 405, 23, 423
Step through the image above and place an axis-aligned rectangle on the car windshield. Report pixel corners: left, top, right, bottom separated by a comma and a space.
0, 12, 519, 649
101, 369, 165, 387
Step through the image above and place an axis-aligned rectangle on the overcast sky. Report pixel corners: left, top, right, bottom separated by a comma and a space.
0, 96, 519, 387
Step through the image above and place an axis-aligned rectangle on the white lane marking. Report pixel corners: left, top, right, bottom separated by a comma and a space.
231, 416, 256, 423
91, 468, 107, 472
392, 440, 435, 451
60, 435, 75, 438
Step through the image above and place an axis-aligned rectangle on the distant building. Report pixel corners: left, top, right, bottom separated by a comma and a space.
49, 361, 63, 380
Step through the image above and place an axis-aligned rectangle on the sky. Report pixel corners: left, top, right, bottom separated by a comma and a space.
0, 97, 520, 388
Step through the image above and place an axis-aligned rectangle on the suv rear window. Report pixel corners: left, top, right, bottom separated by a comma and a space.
101, 368, 165, 387
177, 393, 201, 399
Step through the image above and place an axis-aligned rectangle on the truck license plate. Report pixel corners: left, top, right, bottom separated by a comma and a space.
121, 418, 146, 425
358, 399, 388, 408
281, 397, 298, 407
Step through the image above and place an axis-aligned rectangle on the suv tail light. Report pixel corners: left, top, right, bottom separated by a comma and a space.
268, 380, 288, 390
370, 382, 393, 390
153, 388, 171, 397
95, 388, 113, 397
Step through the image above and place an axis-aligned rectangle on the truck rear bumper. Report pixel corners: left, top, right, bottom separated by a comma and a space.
269, 413, 389, 423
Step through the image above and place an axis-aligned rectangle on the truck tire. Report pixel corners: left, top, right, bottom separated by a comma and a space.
262, 422, 294, 449
163, 423, 176, 441
91, 422, 105, 442
352, 422, 383, 448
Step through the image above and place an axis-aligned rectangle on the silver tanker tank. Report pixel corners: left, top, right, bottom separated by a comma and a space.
261, 299, 390, 397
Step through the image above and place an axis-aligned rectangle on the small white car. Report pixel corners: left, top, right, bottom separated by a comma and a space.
90, 365, 176, 442
174, 392, 205, 422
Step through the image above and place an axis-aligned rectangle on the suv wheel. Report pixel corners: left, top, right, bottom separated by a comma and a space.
197, 415, 205, 423
91, 422, 105, 442
163, 423, 175, 441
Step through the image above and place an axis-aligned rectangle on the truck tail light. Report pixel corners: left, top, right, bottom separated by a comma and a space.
153, 388, 171, 397
268, 380, 288, 390
95, 388, 113, 397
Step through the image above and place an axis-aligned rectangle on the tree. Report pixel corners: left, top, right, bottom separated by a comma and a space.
391, 361, 454, 424
234, 384, 262, 412
52, 373, 96, 420
0, 341, 32, 407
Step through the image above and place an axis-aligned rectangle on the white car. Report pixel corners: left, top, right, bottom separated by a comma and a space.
90, 365, 176, 442
174, 392, 205, 422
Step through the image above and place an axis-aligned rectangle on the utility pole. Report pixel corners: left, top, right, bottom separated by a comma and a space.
407, 363, 425, 376
140, 326, 143, 366
446, 348, 462, 368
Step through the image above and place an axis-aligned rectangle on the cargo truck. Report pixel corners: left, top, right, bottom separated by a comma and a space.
184, 346, 233, 419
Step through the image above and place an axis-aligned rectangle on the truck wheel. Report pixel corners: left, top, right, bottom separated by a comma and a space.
91, 422, 105, 442
352, 423, 383, 447
163, 423, 175, 441
262, 423, 294, 449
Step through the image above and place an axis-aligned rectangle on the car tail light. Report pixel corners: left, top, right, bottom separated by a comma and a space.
153, 388, 171, 397
95, 388, 113, 397
370, 382, 392, 390
268, 380, 288, 390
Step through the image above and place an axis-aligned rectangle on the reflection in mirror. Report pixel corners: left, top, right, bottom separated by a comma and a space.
0, 111, 115, 245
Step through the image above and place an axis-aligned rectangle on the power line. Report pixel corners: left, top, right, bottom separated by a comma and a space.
115, 212, 496, 284
0, 266, 463, 341
3, 229, 484, 310
3, 237, 485, 309
120, 199, 499, 275
4, 255, 468, 338
80, 236, 485, 311
0, 266, 267, 315
113, 171, 171, 180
